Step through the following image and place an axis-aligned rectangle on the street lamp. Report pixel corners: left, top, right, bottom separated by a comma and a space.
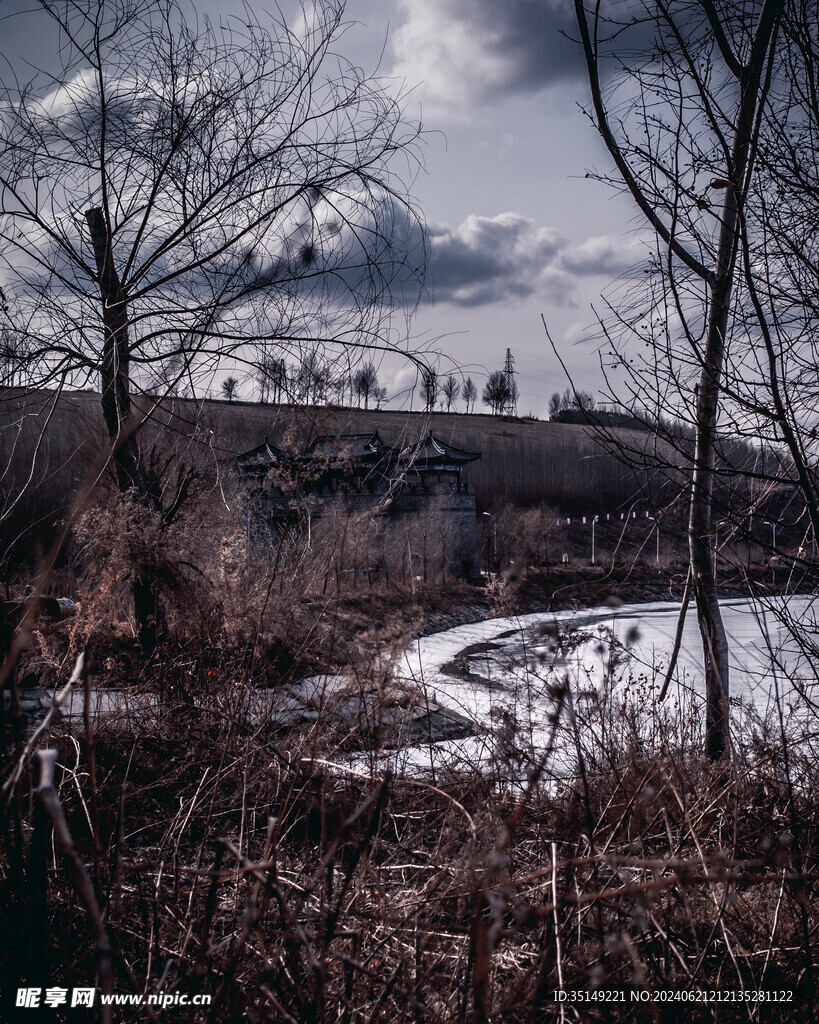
482, 511, 497, 572
591, 515, 599, 565
648, 515, 660, 567
714, 520, 725, 582
763, 519, 777, 551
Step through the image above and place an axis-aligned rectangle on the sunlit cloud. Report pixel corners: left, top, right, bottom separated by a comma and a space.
390, 0, 578, 120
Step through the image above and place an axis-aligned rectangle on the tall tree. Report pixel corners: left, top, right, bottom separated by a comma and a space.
221, 377, 239, 403
352, 361, 381, 409
548, 388, 596, 422
482, 371, 510, 415
256, 354, 289, 404
462, 376, 477, 414
0, 331, 30, 388
574, 0, 785, 758
0, 0, 425, 638
295, 351, 331, 406
441, 374, 460, 412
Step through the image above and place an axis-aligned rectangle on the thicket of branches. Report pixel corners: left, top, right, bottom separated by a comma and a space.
2, 505, 818, 1019
572, 0, 819, 757
2, 0, 819, 1017
0, 0, 427, 638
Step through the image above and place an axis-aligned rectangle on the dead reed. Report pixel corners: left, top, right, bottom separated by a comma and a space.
1, 486, 817, 1022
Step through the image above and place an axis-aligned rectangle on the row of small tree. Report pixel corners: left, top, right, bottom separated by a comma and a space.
417, 361, 518, 415
218, 359, 519, 416
219, 355, 389, 408
416, 370, 476, 413
253, 353, 387, 409
548, 388, 596, 422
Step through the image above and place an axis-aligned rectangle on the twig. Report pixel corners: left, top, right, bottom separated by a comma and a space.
2, 652, 86, 803
35, 749, 114, 1024
551, 842, 566, 1024
658, 566, 692, 701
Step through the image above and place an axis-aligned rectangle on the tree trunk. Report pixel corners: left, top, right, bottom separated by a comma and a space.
690, 279, 732, 759
85, 208, 143, 493
574, 0, 784, 759
690, 0, 783, 758
86, 207, 160, 647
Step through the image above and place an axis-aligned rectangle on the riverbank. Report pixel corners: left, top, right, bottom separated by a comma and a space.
515, 560, 811, 609
7, 572, 819, 1020
381, 561, 815, 655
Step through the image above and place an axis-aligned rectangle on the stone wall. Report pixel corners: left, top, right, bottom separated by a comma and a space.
247, 479, 479, 580
390, 486, 479, 578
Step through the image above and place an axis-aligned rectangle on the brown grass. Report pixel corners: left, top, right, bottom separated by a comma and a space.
2, 660, 816, 1023
1, 399, 817, 1022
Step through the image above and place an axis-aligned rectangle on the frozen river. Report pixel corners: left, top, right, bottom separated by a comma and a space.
372, 594, 819, 776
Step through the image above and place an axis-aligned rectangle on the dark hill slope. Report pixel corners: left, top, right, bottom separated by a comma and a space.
196, 399, 663, 510
0, 390, 673, 563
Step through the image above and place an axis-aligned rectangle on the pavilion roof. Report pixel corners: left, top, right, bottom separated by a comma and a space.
389, 434, 480, 468
235, 437, 287, 470
236, 430, 479, 473
305, 431, 387, 462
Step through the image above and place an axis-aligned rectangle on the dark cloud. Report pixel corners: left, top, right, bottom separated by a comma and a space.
428, 213, 566, 306
426, 213, 643, 307
428, 213, 563, 304
391, 0, 580, 117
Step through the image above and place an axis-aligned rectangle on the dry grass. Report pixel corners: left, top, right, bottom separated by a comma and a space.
1, 426, 817, 1022
0, 388, 673, 554
2, 592, 818, 1021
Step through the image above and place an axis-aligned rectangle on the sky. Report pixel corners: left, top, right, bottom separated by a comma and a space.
344, 0, 648, 414
1, 0, 647, 416
349, 0, 647, 414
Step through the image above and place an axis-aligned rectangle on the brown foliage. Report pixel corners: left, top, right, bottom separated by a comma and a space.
1, 436, 817, 1021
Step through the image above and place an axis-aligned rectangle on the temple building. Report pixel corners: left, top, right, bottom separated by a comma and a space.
236, 431, 480, 578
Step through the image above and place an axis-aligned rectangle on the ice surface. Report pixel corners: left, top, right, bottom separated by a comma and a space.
362, 595, 819, 778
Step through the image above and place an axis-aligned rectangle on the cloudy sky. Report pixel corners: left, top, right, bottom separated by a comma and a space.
354, 0, 645, 412
2, 0, 645, 415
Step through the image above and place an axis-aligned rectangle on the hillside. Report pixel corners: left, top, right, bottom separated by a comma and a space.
0, 388, 671, 517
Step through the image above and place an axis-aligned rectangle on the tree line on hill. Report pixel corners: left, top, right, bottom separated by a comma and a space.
210, 350, 524, 417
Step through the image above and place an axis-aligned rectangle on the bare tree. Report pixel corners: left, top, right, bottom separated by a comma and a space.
295, 350, 332, 406
462, 376, 477, 413
328, 368, 350, 407
547, 390, 565, 422
0, 0, 425, 639
482, 371, 511, 416
574, 0, 785, 758
0, 330, 30, 387
419, 368, 437, 411
548, 387, 596, 422
352, 361, 381, 409
256, 354, 289, 404
441, 374, 460, 412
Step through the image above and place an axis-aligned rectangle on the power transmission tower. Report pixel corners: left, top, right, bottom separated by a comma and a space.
503, 347, 518, 416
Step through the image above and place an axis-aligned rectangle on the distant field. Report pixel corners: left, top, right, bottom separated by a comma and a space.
0, 389, 671, 518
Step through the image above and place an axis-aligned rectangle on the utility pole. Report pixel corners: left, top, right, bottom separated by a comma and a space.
503, 348, 517, 416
